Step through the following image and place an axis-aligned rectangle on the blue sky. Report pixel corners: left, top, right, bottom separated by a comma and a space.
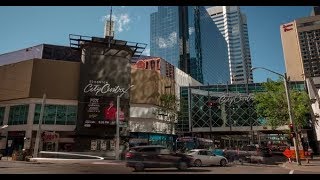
0, 6, 313, 83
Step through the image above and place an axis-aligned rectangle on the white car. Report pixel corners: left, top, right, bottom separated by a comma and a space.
187, 149, 228, 167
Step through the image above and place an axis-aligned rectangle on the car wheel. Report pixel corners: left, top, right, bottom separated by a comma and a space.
134, 163, 144, 172
194, 159, 202, 167
177, 161, 188, 171
220, 159, 227, 167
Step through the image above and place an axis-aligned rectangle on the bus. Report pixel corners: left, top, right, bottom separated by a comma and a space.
175, 137, 214, 152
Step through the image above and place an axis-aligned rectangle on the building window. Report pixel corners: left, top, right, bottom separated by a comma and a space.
157, 60, 160, 70
66, 106, 77, 125
56, 106, 67, 125
0, 107, 5, 125
8, 105, 29, 125
151, 60, 156, 70
34, 104, 77, 125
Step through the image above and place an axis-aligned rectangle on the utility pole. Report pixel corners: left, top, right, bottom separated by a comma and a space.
284, 73, 301, 165
33, 93, 46, 158
251, 67, 301, 165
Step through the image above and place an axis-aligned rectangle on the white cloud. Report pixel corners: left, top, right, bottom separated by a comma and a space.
118, 14, 130, 32
142, 48, 150, 56
101, 13, 131, 33
157, 32, 177, 49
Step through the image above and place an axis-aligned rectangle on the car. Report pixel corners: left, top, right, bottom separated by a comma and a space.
257, 147, 272, 157
187, 149, 228, 167
125, 145, 194, 171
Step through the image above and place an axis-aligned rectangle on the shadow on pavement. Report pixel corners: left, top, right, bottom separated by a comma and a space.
134, 168, 211, 173
228, 155, 287, 166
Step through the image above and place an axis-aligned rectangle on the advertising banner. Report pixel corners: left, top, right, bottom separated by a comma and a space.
77, 43, 132, 129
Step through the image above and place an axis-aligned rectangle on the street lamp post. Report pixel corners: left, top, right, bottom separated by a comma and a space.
115, 85, 134, 160
251, 67, 301, 165
33, 93, 46, 158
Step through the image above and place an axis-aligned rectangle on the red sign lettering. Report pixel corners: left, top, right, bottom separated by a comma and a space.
283, 24, 293, 32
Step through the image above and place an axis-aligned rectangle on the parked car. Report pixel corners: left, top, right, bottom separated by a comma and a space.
187, 149, 228, 167
125, 145, 194, 171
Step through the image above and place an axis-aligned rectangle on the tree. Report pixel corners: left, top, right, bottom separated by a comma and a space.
154, 93, 180, 134
254, 79, 310, 130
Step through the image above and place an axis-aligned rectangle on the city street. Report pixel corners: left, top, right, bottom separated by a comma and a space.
0, 160, 318, 174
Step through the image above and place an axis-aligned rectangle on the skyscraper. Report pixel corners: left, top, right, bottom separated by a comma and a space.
280, 13, 320, 81
311, 6, 320, 16
150, 6, 229, 84
206, 6, 253, 84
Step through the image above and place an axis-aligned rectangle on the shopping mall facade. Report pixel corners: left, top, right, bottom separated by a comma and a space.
0, 35, 201, 156
176, 82, 313, 149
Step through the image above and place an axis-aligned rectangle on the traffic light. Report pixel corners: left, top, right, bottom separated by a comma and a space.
289, 123, 296, 139
208, 102, 214, 107
289, 123, 294, 131
207, 101, 219, 108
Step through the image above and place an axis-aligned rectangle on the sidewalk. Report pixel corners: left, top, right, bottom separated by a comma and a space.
1, 156, 13, 161
281, 156, 320, 173
1, 156, 125, 165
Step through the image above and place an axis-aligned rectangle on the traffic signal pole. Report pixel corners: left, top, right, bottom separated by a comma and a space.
252, 67, 301, 166
284, 73, 301, 165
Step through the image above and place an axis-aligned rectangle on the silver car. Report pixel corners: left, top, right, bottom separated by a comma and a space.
187, 149, 228, 167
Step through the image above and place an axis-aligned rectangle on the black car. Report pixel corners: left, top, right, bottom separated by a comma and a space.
257, 147, 272, 157
125, 145, 194, 171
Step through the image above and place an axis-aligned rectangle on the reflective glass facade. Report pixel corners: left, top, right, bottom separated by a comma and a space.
206, 6, 253, 84
8, 105, 29, 125
150, 6, 229, 84
33, 104, 77, 125
150, 7, 180, 69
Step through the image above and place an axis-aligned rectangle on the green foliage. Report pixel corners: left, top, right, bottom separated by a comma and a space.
153, 93, 180, 133
254, 79, 310, 129
159, 93, 178, 110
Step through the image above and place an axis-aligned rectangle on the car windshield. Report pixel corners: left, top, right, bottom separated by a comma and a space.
187, 150, 198, 154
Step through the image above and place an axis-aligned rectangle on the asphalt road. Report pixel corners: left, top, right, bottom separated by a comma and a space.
0, 160, 318, 174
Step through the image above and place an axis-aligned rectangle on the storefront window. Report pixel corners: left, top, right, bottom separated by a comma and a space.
44, 105, 56, 125
0, 107, 5, 125
56, 106, 67, 125
66, 106, 77, 125
34, 104, 77, 125
8, 105, 29, 125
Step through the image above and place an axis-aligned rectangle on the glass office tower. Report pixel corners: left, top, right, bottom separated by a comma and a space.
206, 6, 253, 84
150, 6, 229, 84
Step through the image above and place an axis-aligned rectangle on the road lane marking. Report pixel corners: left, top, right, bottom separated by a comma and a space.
289, 170, 294, 174
92, 162, 123, 165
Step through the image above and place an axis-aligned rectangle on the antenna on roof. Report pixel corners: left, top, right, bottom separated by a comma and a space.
108, 6, 112, 48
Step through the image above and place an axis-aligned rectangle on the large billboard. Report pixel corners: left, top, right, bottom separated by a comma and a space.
77, 42, 133, 129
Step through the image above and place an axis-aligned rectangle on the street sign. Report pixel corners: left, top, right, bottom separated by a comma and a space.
283, 149, 306, 159
283, 149, 293, 158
